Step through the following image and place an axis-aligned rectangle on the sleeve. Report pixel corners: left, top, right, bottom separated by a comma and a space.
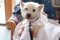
9, 14, 22, 24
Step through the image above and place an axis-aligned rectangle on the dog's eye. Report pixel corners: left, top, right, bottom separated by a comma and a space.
33, 9, 35, 12
25, 8, 28, 10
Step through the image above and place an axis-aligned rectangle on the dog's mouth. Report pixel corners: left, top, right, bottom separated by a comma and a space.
26, 16, 39, 23
26, 17, 34, 20
25, 14, 40, 22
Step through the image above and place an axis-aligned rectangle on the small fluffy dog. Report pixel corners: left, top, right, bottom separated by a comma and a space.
13, 2, 60, 40
18, 2, 48, 37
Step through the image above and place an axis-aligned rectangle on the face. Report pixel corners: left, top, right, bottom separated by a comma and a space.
20, 2, 44, 21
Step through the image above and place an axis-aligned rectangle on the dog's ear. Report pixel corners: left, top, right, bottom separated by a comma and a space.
20, 2, 24, 9
38, 4, 44, 13
38, 4, 44, 10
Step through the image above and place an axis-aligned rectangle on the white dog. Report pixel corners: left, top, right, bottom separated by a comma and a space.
13, 2, 60, 40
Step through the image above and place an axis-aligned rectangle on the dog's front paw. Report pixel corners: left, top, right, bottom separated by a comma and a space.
32, 25, 41, 37
32, 29, 39, 37
18, 26, 25, 36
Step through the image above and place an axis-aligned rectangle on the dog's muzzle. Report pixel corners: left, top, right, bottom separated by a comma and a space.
26, 13, 31, 19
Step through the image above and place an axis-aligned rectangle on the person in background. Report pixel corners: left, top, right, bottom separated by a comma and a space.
12, 0, 56, 24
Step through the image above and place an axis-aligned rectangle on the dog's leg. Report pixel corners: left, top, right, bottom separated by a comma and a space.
18, 26, 25, 36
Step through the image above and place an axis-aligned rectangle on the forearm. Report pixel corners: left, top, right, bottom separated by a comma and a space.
9, 14, 22, 24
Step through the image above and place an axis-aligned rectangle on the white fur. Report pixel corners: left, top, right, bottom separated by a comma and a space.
20, 2, 47, 26
20, 2, 44, 22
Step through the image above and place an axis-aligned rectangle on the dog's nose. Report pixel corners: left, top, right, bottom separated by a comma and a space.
27, 13, 31, 18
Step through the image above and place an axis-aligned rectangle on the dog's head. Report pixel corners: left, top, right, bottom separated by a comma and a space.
20, 2, 44, 21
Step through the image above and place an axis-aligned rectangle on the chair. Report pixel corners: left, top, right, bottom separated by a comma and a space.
6, 16, 16, 40
6, 14, 22, 40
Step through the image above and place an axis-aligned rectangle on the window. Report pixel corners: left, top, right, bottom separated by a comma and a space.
0, 0, 6, 24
